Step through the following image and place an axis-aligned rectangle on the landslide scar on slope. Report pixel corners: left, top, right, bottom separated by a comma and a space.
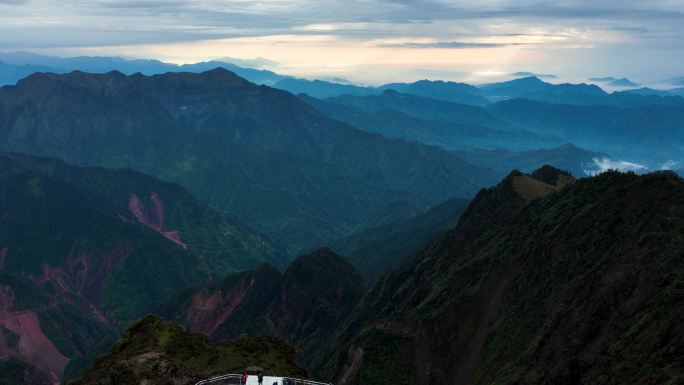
32, 240, 132, 315
0, 286, 69, 385
187, 278, 254, 336
129, 193, 188, 249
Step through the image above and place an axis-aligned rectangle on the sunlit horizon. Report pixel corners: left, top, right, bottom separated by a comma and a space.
1, 0, 683, 86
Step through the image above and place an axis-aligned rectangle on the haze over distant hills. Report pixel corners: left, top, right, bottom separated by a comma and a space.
0, 51, 286, 86
0, 54, 681, 191
0, 68, 501, 254
512, 71, 557, 79
665, 76, 684, 86
2, 52, 682, 101
589, 77, 641, 88
0, 54, 681, 241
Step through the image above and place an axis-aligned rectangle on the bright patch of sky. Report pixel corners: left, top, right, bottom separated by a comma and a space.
1, 0, 683, 84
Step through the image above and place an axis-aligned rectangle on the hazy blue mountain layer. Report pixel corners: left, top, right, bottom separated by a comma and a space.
0, 69, 498, 254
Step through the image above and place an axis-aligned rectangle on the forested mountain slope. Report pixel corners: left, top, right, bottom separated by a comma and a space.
330, 167, 684, 385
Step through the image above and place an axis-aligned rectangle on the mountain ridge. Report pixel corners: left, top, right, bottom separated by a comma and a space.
0, 153, 283, 382
0, 68, 499, 253
327, 167, 684, 385
163, 248, 366, 373
71, 315, 308, 385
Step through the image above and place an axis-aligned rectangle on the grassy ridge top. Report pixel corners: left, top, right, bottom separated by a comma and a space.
71, 315, 307, 385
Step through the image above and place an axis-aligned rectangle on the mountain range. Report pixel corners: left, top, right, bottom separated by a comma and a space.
377, 80, 490, 106
0, 51, 286, 85
4, 52, 683, 108
479, 76, 682, 107
0, 69, 500, 254
665, 76, 684, 86
299, 91, 610, 177
623, 87, 684, 98
589, 77, 641, 88
0, 53, 683, 385
68, 166, 684, 385
512, 71, 557, 79
280, 75, 684, 108
488, 98, 684, 167
300, 85, 682, 171
298, 92, 565, 152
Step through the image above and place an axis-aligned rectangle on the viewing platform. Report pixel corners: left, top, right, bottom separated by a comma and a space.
196, 374, 333, 385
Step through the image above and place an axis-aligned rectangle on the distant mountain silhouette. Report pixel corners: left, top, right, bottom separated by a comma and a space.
0, 60, 57, 86
621, 87, 675, 97
456, 144, 604, 177
0, 51, 286, 85
664, 76, 684, 86
273, 77, 379, 98
480, 76, 607, 103
378, 80, 490, 106
488, 98, 684, 167
512, 71, 557, 79
589, 76, 641, 87
299, 93, 564, 152
479, 76, 680, 107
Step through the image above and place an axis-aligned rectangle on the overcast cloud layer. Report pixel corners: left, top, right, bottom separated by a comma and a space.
1, 0, 683, 83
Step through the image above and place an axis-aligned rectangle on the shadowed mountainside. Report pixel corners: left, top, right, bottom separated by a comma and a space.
299, 93, 565, 152
163, 248, 366, 374
330, 197, 470, 283
0, 154, 282, 383
327, 166, 684, 385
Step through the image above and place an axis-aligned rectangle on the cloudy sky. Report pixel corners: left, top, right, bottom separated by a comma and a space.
1, 0, 683, 84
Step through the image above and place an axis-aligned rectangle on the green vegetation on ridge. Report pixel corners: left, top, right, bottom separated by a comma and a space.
0, 153, 283, 382
163, 248, 366, 375
328, 167, 684, 385
0, 69, 498, 254
71, 315, 307, 385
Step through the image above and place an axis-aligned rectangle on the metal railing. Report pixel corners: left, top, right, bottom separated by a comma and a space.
196, 374, 242, 385
195, 374, 332, 385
